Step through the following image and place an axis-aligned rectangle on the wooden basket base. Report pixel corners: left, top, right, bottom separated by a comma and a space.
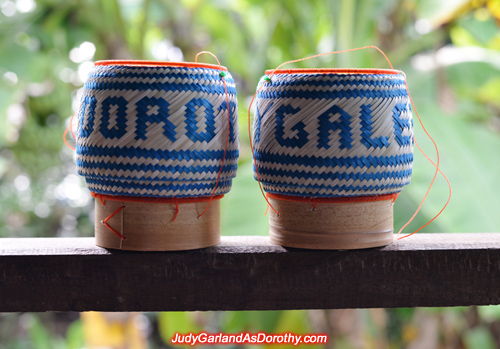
268, 197, 394, 250
95, 198, 220, 251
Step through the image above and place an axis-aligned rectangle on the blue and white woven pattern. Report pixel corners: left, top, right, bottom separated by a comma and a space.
253, 71, 413, 198
76, 63, 239, 198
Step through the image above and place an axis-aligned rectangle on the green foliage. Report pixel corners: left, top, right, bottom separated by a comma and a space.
155, 311, 322, 348
158, 312, 203, 346
464, 326, 497, 349
27, 315, 65, 349
65, 319, 85, 349
220, 161, 269, 236
394, 70, 500, 233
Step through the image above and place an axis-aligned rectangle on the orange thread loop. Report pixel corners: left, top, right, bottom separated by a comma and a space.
103, 205, 126, 240
91, 192, 223, 204
311, 198, 317, 211
396, 77, 452, 239
172, 199, 179, 223
95, 193, 105, 206
91, 192, 224, 227
195, 51, 231, 219
272, 46, 394, 71
63, 113, 77, 151
248, 79, 278, 216
267, 192, 399, 204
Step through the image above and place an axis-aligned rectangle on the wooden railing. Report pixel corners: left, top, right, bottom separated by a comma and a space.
1, 233, 499, 312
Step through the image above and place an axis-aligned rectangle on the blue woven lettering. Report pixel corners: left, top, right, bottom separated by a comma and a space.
185, 98, 216, 143
360, 104, 390, 149
135, 96, 176, 142
393, 103, 413, 146
78, 95, 97, 138
317, 105, 353, 150
275, 104, 308, 148
218, 100, 237, 143
254, 102, 273, 144
99, 96, 128, 139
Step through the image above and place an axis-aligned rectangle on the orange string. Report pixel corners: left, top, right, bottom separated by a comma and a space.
267, 192, 399, 204
63, 113, 77, 151
265, 68, 399, 75
397, 137, 451, 238
95, 60, 228, 71
392, 192, 401, 203
171, 198, 179, 223
397, 77, 452, 239
91, 192, 223, 204
70, 113, 76, 139
92, 192, 223, 226
103, 205, 126, 240
96, 193, 105, 205
272, 45, 394, 71
194, 51, 231, 219
247, 86, 279, 216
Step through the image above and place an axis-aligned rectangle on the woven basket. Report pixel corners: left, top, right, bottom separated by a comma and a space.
76, 60, 239, 250
253, 68, 413, 249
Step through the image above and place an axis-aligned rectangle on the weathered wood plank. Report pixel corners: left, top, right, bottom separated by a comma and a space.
1, 234, 500, 312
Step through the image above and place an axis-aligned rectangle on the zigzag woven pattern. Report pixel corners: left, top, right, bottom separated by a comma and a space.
253, 70, 413, 198
76, 63, 239, 198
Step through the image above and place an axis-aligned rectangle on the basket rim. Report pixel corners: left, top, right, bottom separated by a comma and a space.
264, 68, 403, 75
94, 60, 228, 71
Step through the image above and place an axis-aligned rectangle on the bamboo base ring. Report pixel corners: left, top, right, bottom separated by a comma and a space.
95, 198, 220, 251
268, 197, 394, 250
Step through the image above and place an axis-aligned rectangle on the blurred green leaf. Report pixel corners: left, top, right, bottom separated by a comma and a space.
254, 311, 283, 333
464, 326, 496, 349
221, 161, 269, 236
459, 14, 498, 46
65, 319, 84, 349
393, 68, 500, 233
272, 310, 312, 334
477, 76, 500, 108
478, 305, 500, 322
158, 312, 202, 346
28, 315, 65, 349
220, 311, 251, 332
